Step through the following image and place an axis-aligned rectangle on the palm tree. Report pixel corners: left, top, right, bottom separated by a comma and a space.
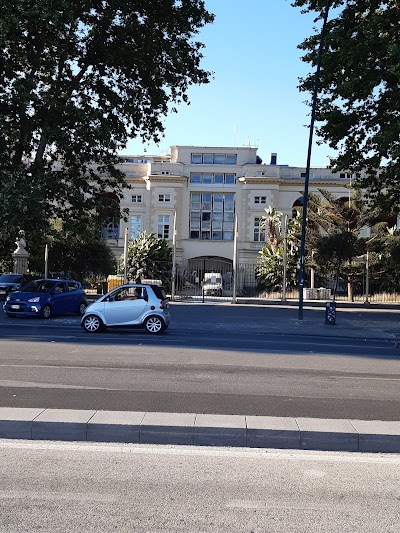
256, 207, 300, 292
261, 206, 282, 254
307, 189, 370, 301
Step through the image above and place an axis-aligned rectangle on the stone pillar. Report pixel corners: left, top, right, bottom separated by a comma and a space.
12, 230, 30, 274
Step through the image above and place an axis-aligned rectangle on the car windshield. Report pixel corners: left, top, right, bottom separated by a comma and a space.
22, 280, 56, 293
0, 274, 22, 283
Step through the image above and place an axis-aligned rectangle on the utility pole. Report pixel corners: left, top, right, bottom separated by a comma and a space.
298, 0, 332, 320
282, 215, 288, 302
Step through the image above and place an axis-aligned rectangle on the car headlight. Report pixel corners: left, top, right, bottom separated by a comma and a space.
28, 297, 40, 302
5, 295, 10, 302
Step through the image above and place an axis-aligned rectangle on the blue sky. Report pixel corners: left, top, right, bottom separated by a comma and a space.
121, 0, 334, 167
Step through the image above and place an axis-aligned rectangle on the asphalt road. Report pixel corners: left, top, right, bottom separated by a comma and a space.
1, 440, 399, 532
1, 303, 400, 420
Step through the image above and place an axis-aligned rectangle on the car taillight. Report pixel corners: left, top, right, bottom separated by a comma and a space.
160, 300, 164, 309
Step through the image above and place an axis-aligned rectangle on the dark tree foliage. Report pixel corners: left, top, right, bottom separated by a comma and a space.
0, 0, 214, 250
306, 188, 369, 299
27, 218, 117, 283
292, 0, 400, 209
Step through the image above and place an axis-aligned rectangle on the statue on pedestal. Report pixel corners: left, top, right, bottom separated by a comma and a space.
14, 230, 27, 255
12, 230, 30, 274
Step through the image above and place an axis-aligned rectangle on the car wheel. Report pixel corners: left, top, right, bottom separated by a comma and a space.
42, 305, 52, 319
77, 302, 87, 316
144, 315, 165, 334
83, 314, 103, 333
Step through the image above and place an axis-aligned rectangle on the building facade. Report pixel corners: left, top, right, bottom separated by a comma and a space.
105, 145, 364, 273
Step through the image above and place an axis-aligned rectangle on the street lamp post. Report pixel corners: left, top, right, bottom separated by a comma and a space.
298, 0, 332, 320
123, 228, 129, 284
232, 215, 238, 304
171, 210, 177, 301
365, 251, 370, 304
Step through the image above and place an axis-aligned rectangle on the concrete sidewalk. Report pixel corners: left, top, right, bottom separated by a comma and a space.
1, 407, 400, 454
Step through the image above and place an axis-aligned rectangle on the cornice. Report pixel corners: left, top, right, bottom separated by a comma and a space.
145, 175, 188, 183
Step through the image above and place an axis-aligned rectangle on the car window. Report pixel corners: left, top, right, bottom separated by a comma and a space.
68, 282, 79, 292
54, 283, 65, 294
0, 274, 23, 283
110, 288, 127, 301
23, 281, 56, 292
139, 287, 148, 301
125, 287, 139, 300
151, 285, 167, 300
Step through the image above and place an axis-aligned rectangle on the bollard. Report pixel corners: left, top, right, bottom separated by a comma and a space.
325, 301, 336, 325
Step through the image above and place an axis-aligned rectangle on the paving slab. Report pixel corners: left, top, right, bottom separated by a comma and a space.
297, 417, 359, 452
140, 412, 196, 445
246, 416, 300, 449
351, 419, 400, 453
32, 409, 96, 442
0, 407, 45, 439
87, 411, 145, 443
195, 414, 246, 447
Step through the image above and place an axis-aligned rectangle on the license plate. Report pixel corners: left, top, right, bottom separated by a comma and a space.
10, 305, 20, 309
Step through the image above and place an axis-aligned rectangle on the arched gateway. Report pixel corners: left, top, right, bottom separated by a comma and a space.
175, 256, 233, 299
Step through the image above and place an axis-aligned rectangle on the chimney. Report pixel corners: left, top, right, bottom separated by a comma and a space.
270, 153, 277, 165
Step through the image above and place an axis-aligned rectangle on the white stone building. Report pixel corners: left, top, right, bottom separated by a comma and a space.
104, 145, 365, 271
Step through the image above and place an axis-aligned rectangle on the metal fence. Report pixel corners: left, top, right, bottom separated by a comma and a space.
4, 252, 400, 304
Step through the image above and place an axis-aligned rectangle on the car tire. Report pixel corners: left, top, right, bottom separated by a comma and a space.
82, 314, 103, 333
42, 305, 52, 319
144, 315, 166, 334
77, 302, 87, 316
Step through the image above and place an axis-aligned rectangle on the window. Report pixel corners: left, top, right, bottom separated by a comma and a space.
131, 195, 142, 203
300, 172, 315, 179
191, 154, 203, 164
102, 218, 119, 240
190, 173, 236, 184
190, 193, 235, 240
255, 196, 267, 204
68, 282, 79, 292
339, 173, 352, 179
158, 215, 170, 239
161, 170, 170, 175
191, 153, 237, 165
254, 217, 266, 242
130, 215, 142, 239
213, 154, 225, 164
158, 194, 171, 202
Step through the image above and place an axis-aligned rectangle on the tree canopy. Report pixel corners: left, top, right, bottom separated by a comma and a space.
293, 0, 400, 209
0, 0, 214, 250
125, 231, 172, 289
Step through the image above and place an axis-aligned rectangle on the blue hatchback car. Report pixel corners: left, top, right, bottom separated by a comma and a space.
3, 279, 88, 318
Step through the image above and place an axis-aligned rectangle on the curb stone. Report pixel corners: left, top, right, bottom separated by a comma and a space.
1, 407, 400, 454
